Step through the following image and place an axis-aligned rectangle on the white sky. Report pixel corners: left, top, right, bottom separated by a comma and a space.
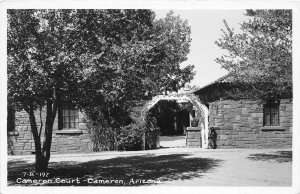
154, 9, 249, 88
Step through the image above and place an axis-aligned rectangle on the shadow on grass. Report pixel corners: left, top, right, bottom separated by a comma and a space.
247, 151, 292, 163
8, 154, 222, 186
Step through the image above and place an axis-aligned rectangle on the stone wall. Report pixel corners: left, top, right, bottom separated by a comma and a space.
186, 127, 202, 148
208, 99, 293, 148
8, 109, 93, 155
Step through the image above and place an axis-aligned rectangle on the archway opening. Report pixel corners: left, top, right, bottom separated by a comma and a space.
142, 93, 209, 149
148, 100, 193, 148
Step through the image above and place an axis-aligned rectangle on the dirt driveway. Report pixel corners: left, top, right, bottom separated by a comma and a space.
7, 148, 292, 186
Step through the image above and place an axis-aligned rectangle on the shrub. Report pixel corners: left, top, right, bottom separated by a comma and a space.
116, 122, 145, 151
144, 114, 160, 149
86, 120, 116, 151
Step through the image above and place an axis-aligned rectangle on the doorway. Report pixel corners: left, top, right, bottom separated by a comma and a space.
148, 100, 191, 148
142, 93, 209, 149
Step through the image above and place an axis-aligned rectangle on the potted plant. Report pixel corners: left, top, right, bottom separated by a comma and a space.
191, 117, 200, 127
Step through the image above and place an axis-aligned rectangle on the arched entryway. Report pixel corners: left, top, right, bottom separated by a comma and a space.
141, 93, 209, 148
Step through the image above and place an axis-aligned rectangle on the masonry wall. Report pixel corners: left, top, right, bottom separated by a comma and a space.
8, 109, 93, 155
208, 99, 292, 148
186, 127, 202, 148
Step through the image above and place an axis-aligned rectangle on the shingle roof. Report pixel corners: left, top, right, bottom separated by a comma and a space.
193, 73, 234, 93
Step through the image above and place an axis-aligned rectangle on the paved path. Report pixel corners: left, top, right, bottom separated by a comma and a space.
159, 135, 186, 148
7, 148, 292, 186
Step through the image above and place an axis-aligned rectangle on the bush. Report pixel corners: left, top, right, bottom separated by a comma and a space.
116, 122, 145, 151
144, 115, 160, 149
86, 120, 116, 151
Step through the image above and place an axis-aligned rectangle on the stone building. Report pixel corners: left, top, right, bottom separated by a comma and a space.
7, 74, 292, 155
7, 92, 209, 155
7, 104, 93, 155
193, 74, 293, 148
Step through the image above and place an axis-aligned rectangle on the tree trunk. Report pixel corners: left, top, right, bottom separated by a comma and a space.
27, 90, 58, 172
41, 99, 57, 168
27, 103, 46, 172
35, 152, 48, 172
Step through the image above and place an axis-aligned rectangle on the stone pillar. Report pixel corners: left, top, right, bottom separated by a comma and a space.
186, 127, 202, 148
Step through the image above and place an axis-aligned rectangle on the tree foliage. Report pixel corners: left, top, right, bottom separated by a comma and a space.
72, 10, 195, 138
7, 9, 194, 170
215, 9, 292, 101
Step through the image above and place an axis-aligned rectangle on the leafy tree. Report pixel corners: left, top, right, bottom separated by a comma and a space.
75, 10, 195, 151
215, 9, 292, 101
8, 9, 87, 171
7, 9, 194, 171
148, 11, 195, 94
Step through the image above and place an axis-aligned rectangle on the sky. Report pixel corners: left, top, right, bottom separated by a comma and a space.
154, 10, 249, 88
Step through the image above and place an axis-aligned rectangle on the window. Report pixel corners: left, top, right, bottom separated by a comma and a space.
263, 100, 280, 126
58, 104, 79, 130
7, 107, 15, 132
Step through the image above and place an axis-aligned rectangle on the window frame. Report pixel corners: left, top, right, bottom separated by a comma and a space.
263, 100, 280, 126
58, 103, 79, 130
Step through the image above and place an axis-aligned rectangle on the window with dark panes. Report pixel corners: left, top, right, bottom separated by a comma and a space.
7, 107, 15, 131
263, 100, 280, 126
59, 104, 79, 129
